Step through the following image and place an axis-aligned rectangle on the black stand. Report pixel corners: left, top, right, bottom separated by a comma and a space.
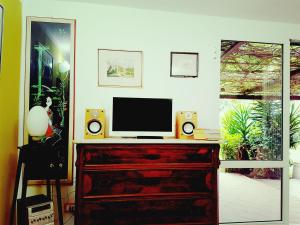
9, 144, 63, 225
136, 136, 163, 139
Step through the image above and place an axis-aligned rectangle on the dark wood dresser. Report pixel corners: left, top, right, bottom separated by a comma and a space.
75, 139, 220, 225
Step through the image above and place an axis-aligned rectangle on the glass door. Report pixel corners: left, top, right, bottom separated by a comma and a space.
219, 40, 288, 225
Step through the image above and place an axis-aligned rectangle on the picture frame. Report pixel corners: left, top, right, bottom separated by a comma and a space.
24, 17, 76, 184
170, 52, 199, 78
98, 49, 143, 87
0, 5, 3, 72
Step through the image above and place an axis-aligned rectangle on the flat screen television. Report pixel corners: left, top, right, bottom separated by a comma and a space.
110, 97, 173, 137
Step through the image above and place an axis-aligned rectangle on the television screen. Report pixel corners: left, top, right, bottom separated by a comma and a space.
112, 97, 172, 133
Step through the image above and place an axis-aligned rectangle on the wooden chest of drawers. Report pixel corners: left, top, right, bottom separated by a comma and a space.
75, 142, 220, 225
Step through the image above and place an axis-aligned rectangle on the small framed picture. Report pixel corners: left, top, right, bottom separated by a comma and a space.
98, 49, 143, 87
170, 52, 198, 78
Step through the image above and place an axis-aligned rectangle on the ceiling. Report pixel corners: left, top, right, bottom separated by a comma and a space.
50, 0, 300, 24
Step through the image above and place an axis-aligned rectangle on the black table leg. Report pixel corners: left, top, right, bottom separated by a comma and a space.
55, 179, 63, 225
46, 179, 51, 199
21, 165, 28, 200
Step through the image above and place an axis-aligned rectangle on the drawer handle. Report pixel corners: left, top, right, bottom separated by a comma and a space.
144, 154, 160, 160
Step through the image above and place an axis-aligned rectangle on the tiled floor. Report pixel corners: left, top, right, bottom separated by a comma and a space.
289, 178, 300, 224
220, 172, 300, 224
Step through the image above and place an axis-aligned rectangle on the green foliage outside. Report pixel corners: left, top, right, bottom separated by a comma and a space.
220, 132, 242, 160
221, 101, 300, 161
290, 103, 300, 149
250, 101, 282, 160
221, 103, 252, 160
222, 104, 253, 143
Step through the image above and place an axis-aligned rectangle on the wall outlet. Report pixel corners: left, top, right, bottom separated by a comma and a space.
64, 203, 75, 212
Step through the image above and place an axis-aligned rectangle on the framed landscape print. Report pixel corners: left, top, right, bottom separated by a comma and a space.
24, 17, 76, 184
98, 49, 143, 87
170, 52, 199, 78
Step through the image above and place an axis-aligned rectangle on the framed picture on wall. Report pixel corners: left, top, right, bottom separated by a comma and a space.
24, 17, 76, 184
98, 49, 143, 87
0, 5, 3, 72
170, 52, 199, 78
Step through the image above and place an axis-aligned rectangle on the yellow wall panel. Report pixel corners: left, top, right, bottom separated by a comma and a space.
0, 0, 21, 224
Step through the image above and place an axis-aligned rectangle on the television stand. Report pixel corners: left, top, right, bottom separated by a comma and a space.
136, 136, 163, 139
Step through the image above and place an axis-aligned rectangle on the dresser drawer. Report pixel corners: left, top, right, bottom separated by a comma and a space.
77, 196, 215, 225
79, 144, 213, 166
80, 169, 214, 197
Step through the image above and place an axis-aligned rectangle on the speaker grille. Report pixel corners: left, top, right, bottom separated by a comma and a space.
87, 120, 102, 134
182, 122, 195, 135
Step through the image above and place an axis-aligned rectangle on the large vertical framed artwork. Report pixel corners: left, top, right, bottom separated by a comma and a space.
24, 17, 75, 184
